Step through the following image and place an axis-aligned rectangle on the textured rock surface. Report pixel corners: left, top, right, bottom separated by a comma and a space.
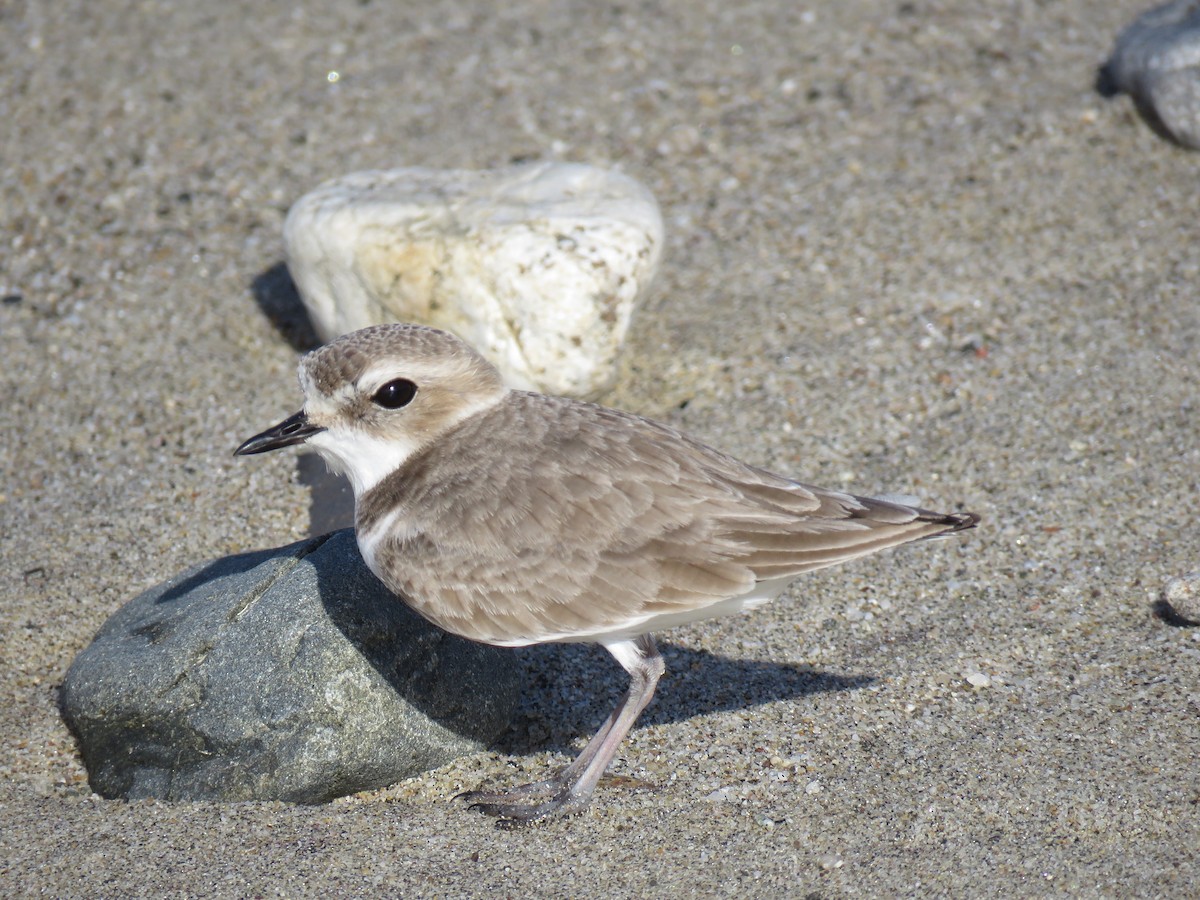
283, 161, 664, 398
60, 530, 520, 803
1098, 0, 1200, 149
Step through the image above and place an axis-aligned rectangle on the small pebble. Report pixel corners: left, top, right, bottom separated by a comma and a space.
965, 672, 992, 688
1163, 571, 1200, 624
1097, 0, 1200, 150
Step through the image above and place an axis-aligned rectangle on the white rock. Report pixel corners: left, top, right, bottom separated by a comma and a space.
284, 162, 664, 398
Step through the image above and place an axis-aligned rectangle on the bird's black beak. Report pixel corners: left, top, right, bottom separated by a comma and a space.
234, 410, 325, 456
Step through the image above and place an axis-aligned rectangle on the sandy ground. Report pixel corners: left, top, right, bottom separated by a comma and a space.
3, 0, 1198, 896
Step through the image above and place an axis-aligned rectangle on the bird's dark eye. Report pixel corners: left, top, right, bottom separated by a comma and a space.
372, 378, 418, 409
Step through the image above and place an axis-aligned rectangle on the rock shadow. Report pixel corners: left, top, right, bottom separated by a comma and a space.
250, 261, 321, 352
1153, 597, 1199, 627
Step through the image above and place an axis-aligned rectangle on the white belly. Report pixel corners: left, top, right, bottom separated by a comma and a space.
485, 574, 797, 648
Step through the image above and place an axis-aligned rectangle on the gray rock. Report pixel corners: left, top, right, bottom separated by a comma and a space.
1097, 0, 1200, 150
61, 529, 520, 803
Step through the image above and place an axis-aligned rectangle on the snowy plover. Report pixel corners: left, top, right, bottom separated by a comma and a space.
237, 323, 978, 824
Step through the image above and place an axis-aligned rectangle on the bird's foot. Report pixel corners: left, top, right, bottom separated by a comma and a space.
457, 777, 592, 827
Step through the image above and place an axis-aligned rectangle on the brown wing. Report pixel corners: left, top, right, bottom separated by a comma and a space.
361, 393, 977, 645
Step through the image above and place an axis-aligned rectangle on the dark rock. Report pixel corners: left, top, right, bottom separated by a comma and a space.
1097, 0, 1200, 150
61, 529, 520, 803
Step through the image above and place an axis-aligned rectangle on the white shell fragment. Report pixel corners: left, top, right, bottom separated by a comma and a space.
284, 162, 664, 398
1097, 0, 1200, 150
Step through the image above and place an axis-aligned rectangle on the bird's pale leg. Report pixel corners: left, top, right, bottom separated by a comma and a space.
456, 704, 624, 805
456, 648, 636, 807
552, 635, 664, 789
462, 634, 664, 824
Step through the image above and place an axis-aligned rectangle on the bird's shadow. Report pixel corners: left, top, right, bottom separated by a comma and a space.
492, 641, 873, 759
250, 262, 321, 353
147, 533, 515, 746
152, 543, 299, 607
296, 453, 356, 535
148, 538, 872, 767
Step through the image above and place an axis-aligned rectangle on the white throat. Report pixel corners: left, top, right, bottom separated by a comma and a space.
306, 429, 420, 497
305, 391, 505, 497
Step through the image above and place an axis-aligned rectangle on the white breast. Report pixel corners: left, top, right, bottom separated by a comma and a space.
355, 504, 414, 573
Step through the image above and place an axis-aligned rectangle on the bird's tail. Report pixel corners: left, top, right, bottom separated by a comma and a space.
916, 509, 980, 539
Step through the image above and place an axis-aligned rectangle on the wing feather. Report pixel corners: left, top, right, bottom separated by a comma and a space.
360, 392, 976, 645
